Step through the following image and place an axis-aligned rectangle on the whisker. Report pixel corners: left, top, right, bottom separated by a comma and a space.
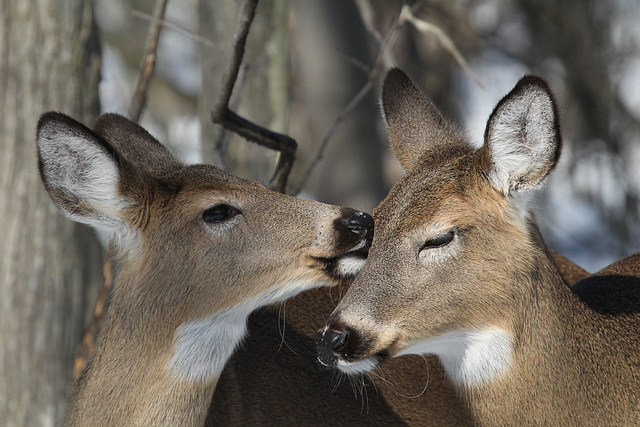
366, 359, 430, 399
396, 355, 431, 399
365, 371, 380, 401
330, 369, 344, 394
276, 302, 297, 355
361, 375, 369, 414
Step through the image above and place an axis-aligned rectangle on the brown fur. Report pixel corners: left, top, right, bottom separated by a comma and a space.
37, 112, 372, 426
206, 70, 589, 425
319, 69, 640, 425
207, 251, 586, 426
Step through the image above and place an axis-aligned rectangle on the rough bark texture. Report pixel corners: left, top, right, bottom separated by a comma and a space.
0, 1, 104, 425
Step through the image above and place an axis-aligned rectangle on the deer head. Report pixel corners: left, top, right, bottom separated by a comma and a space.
37, 112, 373, 425
317, 68, 561, 384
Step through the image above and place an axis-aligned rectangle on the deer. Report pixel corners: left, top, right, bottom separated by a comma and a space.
207, 254, 587, 426
205, 84, 590, 426
316, 68, 640, 426
36, 111, 374, 426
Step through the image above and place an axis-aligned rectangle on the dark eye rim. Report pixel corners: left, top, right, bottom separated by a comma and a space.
202, 204, 240, 224
420, 229, 456, 251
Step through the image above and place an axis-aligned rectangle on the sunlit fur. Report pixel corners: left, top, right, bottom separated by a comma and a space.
37, 112, 372, 426
319, 69, 640, 426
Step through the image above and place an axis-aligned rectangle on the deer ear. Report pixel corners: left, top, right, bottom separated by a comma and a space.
381, 68, 456, 172
481, 76, 561, 195
37, 112, 126, 233
93, 113, 181, 178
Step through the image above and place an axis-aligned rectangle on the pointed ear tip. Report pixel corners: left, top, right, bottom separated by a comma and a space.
96, 112, 128, 122
381, 68, 417, 115
385, 67, 409, 79
516, 75, 554, 96
37, 111, 71, 132
383, 68, 412, 91
94, 112, 132, 129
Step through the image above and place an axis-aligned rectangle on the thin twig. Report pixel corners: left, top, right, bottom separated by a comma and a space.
212, 0, 256, 115
130, 0, 169, 122
132, 10, 219, 50
211, 0, 296, 193
353, 0, 384, 44
294, 10, 404, 195
399, 5, 484, 88
294, 2, 483, 194
216, 62, 249, 154
74, 253, 114, 380
335, 50, 371, 74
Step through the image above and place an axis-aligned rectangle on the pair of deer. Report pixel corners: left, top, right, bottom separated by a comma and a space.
38, 68, 639, 426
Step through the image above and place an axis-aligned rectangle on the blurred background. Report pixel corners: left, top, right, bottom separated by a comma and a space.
2, 0, 640, 424
97, 0, 640, 270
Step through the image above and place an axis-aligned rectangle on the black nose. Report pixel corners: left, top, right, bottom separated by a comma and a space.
344, 212, 374, 240
316, 327, 349, 367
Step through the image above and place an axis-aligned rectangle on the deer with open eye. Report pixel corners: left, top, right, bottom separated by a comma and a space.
317, 69, 640, 426
36, 112, 373, 426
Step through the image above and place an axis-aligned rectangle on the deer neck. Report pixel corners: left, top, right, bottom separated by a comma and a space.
66, 270, 228, 426
460, 246, 613, 424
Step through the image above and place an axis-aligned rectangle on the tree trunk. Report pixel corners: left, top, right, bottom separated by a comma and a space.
0, 1, 103, 425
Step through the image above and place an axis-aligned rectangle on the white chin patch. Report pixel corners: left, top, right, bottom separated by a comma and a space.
336, 256, 367, 278
395, 328, 514, 386
167, 279, 327, 383
337, 357, 379, 375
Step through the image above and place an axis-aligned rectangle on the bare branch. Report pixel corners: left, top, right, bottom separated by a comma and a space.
212, 0, 256, 116
399, 5, 484, 88
294, 2, 483, 195
335, 50, 371, 74
211, 0, 296, 193
353, 0, 384, 44
293, 80, 375, 196
132, 10, 219, 50
129, 0, 169, 122
294, 10, 404, 195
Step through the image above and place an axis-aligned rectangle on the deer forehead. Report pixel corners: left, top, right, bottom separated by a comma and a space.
373, 158, 494, 233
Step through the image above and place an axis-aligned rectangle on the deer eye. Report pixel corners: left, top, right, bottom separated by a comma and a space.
420, 230, 455, 251
202, 204, 239, 224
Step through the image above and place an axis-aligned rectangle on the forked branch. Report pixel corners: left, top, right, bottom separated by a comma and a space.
211, 0, 296, 194
399, 5, 483, 88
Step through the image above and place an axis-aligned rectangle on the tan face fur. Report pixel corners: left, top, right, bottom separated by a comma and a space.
317, 69, 561, 385
37, 112, 372, 388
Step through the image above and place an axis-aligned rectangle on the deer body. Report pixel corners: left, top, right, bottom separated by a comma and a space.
317, 69, 640, 425
37, 112, 373, 426
206, 251, 587, 426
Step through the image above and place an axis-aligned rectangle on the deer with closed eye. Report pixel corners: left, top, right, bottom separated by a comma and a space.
317, 68, 640, 425
36, 112, 373, 426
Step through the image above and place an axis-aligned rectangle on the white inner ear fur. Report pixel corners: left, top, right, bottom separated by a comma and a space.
39, 128, 125, 234
487, 89, 556, 194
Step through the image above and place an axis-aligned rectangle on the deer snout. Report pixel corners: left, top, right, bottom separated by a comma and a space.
316, 314, 394, 374
316, 326, 349, 367
341, 211, 374, 242
316, 317, 376, 368
324, 210, 373, 279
